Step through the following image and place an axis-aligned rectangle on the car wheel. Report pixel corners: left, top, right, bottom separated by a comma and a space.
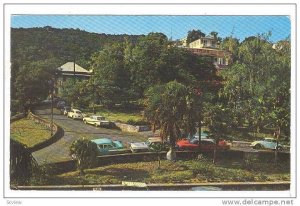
253, 144, 263, 150
83, 120, 87, 124
94, 123, 98, 127
72, 116, 75, 120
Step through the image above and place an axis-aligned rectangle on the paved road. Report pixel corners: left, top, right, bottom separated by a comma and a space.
31, 105, 289, 164
32, 106, 152, 164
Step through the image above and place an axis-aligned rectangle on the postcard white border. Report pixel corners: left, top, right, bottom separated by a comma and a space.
2, 2, 297, 203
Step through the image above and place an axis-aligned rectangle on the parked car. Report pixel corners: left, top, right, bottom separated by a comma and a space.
189, 131, 210, 140
251, 138, 283, 151
56, 100, 66, 109
67, 109, 83, 120
175, 138, 230, 152
61, 106, 71, 116
129, 137, 167, 153
91, 138, 125, 155
83, 115, 111, 127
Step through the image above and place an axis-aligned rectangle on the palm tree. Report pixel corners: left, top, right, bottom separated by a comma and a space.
144, 81, 199, 160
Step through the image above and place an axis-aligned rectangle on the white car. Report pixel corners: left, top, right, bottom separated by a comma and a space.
251, 138, 283, 151
67, 109, 83, 120
83, 115, 110, 127
130, 137, 164, 153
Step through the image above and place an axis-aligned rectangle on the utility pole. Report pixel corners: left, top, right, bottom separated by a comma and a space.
48, 79, 54, 136
73, 58, 76, 79
193, 87, 202, 152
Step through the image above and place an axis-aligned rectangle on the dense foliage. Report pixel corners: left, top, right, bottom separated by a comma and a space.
219, 35, 290, 139
11, 27, 141, 114
11, 26, 290, 142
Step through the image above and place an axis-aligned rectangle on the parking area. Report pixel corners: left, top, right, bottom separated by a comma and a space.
32, 107, 151, 164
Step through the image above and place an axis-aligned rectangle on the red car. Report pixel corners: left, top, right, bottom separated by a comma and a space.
175, 138, 230, 152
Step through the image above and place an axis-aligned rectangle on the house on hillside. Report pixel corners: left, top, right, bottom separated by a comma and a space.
56, 62, 92, 95
180, 36, 231, 69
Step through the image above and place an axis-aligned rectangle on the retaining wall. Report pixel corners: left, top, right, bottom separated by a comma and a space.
27, 112, 64, 152
10, 113, 25, 123
45, 149, 290, 175
114, 122, 150, 133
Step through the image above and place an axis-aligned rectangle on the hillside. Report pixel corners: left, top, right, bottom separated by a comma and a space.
11, 26, 142, 69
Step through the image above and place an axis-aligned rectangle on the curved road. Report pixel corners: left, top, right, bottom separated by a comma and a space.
32, 106, 151, 164
31, 106, 289, 165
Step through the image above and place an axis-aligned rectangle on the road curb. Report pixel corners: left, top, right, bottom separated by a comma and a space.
13, 181, 290, 191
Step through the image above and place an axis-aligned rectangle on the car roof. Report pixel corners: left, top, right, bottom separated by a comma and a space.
91, 138, 113, 144
72, 109, 81, 112
148, 137, 162, 143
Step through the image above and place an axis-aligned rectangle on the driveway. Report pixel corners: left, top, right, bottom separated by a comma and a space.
32, 106, 152, 164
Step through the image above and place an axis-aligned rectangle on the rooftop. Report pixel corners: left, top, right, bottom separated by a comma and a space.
57, 62, 92, 74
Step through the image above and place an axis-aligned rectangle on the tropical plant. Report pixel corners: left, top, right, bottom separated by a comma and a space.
144, 81, 200, 161
10, 139, 37, 185
148, 143, 164, 169
69, 138, 99, 175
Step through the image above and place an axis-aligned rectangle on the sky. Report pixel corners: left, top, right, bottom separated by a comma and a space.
11, 15, 291, 42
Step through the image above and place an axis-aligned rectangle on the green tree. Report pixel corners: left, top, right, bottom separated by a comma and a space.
13, 59, 59, 113
206, 104, 230, 164
69, 138, 99, 175
186, 29, 206, 45
125, 32, 168, 96
220, 37, 240, 62
60, 79, 89, 108
144, 81, 200, 149
220, 35, 290, 140
90, 43, 133, 108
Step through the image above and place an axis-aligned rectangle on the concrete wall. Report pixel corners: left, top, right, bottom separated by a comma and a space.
46, 150, 290, 175
114, 122, 150, 133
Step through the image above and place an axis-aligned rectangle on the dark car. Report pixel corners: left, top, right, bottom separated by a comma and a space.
61, 106, 71, 115
56, 101, 66, 109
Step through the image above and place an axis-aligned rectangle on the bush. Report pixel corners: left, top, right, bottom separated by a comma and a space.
69, 138, 99, 175
126, 118, 149, 126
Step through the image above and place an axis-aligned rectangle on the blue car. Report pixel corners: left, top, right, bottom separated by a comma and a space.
91, 138, 125, 155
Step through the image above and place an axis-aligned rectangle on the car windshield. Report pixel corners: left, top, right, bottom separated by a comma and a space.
96, 117, 105, 120
75, 111, 81, 114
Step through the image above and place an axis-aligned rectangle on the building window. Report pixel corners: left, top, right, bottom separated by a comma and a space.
203, 40, 207, 46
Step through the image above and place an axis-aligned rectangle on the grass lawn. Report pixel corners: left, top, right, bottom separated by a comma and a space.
84, 108, 145, 125
34, 159, 290, 186
10, 118, 51, 148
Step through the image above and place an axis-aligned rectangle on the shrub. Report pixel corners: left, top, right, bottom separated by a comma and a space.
69, 138, 99, 175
